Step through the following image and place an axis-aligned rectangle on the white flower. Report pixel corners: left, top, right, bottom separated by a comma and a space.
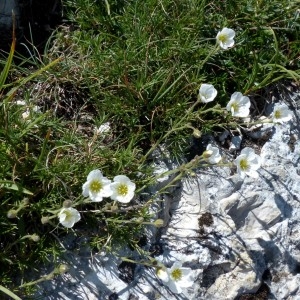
96, 122, 111, 134
82, 169, 113, 202
22, 109, 30, 120
271, 103, 293, 124
32, 105, 41, 113
110, 175, 136, 203
216, 28, 235, 49
198, 84, 218, 103
157, 268, 169, 282
157, 261, 194, 294
203, 144, 222, 164
16, 100, 26, 106
234, 147, 261, 179
58, 207, 81, 228
226, 92, 251, 117
21, 105, 41, 120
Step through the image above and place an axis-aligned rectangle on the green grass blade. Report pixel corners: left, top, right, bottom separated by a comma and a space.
0, 180, 33, 195
0, 33, 16, 90
5, 57, 62, 99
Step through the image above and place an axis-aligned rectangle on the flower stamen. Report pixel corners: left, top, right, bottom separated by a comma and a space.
117, 184, 128, 196
274, 110, 281, 119
230, 102, 240, 114
171, 268, 183, 281
63, 210, 72, 221
218, 34, 228, 43
90, 180, 103, 193
239, 158, 249, 171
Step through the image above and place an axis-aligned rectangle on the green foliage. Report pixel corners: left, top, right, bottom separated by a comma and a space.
62, 0, 299, 154
0, 0, 299, 297
206, 0, 300, 92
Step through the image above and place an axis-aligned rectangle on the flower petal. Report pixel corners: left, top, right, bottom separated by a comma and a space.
87, 169, 103, 181
167, 280, 182, 294
157, 268, 169, 283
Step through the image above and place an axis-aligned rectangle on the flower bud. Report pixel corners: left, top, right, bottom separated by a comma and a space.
30, 234, 40, 242
110, 204, 118, 212
21, 198, 30, 206
202, 150, 213, 159
187, 171, 196, 177
63, 200, 73, 208
263, 28, 273, 35
41, 216, 50, 224
153, 219, 164, 228
58, 264, 69, 274
151, 259, 159, 266
156, 267, 169, 281
103, 203, 111, 210
7, 210, 18, 218
135, 217, 144, 223
193, 129, 201, 139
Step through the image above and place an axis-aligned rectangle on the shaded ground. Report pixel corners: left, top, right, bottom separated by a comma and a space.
0, 0, 62, 53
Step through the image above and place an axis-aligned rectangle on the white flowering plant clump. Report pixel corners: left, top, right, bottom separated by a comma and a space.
193, 80, 293, 179
191, 29, 293, 181
2, 0, 299, 292
50, 29, 296, 292
54, 169, 137, 229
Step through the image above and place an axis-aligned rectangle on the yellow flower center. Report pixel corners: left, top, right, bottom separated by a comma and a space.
231, 102, 239, 112
90, 180, 103, 193
203, 92, 209, 99
171, 268, 182, 281
239, 158, 249, 171
63, 210, 72, 221
274, 110, 281, 119
117, 184, 128, 196
218, 33, 228, 43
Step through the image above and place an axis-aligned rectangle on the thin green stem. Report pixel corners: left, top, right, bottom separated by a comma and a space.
0, 285, 22, 300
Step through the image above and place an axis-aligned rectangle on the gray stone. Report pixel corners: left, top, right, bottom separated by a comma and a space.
229, 135, 242, 152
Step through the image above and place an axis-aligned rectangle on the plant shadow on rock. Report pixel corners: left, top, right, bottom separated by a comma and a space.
201, 262, 232, 289
109, 292, 119, 300
257, 238, 300, 275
